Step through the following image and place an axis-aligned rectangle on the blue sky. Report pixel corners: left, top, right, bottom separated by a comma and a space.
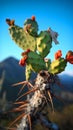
0, 0, 73, 71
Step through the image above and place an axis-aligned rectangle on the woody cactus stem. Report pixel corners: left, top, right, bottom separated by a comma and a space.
15, 71, 59, 130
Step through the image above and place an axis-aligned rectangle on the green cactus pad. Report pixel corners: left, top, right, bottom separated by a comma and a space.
48, 58, 67, 74
37, 31, 52, 58
24, 19, 38, 37
9, 25, 37, 51
26, 51, 46, 72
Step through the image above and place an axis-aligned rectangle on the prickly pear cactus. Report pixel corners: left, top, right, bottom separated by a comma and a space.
6, 16, 73, 130
6, 16, 73, 80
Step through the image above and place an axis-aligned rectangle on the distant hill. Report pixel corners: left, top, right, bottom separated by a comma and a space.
58, 73, 73, 92
0, 57, 73, 103
0, 57, 26, 101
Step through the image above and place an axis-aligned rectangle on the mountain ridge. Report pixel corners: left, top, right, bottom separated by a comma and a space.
0, 57, 26, 101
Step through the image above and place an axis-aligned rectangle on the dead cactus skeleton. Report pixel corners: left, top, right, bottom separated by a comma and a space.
8, 70, 61, 130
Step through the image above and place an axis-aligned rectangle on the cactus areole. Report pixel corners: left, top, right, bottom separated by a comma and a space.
6, 16, 73, 130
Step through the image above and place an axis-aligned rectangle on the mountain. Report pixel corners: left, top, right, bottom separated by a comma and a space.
58, 72, 73, 92
0, 57, 26, 101
0, 57, 73, 103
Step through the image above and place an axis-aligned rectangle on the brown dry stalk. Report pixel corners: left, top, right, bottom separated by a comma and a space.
47, 90, 54, 112
9, 113, 26, 128
16, 88, 38, 101
27, 114, 32, 130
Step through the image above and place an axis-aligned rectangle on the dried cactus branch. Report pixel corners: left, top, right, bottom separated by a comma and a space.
8, 71, 60, 130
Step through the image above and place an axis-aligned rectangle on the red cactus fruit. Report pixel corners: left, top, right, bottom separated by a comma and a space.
31, 16, 35, 21
66, 51, 73, 64
21, 49, 31, 57
55, 50, 62, 60
26, 49, 31, 53
19, 56, 28, 66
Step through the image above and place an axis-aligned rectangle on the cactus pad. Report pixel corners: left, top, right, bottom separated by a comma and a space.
37, 31, 52, 58
49, 58, 67, 74
26, 51, 46, 72
24, 17, 38, 37
9, 25, 37, 51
